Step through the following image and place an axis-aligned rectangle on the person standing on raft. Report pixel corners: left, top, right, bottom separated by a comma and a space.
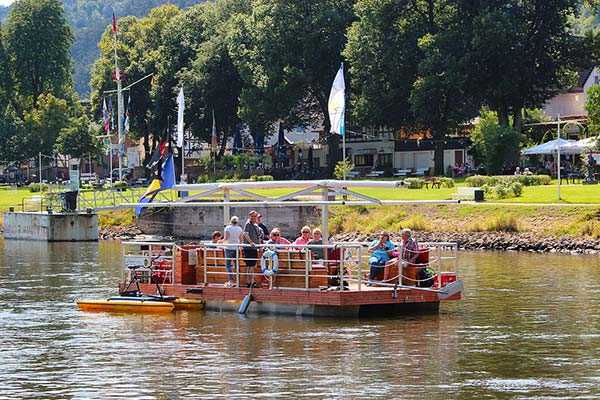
242, 210, 262, 288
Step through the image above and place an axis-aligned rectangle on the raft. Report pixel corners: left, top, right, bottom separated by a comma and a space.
172, 298, 205, 311
76, 298, 175, 313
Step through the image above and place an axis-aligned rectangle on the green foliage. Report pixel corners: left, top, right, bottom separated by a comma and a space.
249, 175, 273, 182
334, 159, 354, 180
404, 178, 425, 189
481, 181, 523, 199
4, 0, 74, 102
112, 181, 129, 190
28, 182, 48, 193
465, 175, 551, 187
22, 93, 70, 158
471, 110, 522, 174
55, 115, 103, 159
438, 177, 455, 188
587, 85, 600, 134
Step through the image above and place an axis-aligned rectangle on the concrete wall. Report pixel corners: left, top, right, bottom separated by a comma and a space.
137, 205, 322, 240
3, 212, 99, 241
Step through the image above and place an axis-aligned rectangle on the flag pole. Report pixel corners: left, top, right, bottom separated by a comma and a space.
341, 62, 346, 180
112, 14, 124, 182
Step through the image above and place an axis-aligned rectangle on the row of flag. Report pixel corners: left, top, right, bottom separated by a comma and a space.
102, 96, 130, 135
134, 62, 344, 216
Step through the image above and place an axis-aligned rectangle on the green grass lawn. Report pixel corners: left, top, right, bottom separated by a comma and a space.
0, 180, 597, 213
496, 184, 600, 204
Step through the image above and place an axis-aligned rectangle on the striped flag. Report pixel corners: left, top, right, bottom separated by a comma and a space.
211, 110, 217, 153
328, 63, 345, 136
102, 98, 110, 133
176, 87, 185, 148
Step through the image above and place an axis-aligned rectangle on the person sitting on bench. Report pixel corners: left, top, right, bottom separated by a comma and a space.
367, 232, 395, 285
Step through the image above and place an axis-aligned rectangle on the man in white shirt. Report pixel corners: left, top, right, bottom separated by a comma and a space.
223, 216, 243, 287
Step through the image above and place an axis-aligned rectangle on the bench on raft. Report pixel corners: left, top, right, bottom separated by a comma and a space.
173, 245, 347, 289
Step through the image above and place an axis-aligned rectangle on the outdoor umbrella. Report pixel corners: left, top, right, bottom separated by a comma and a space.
521, 138, 584, 200
575, 137, 599, 150
521, 138, 584, 155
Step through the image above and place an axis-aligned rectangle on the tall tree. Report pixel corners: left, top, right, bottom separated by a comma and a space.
464, 0, 581, 129
4, 0, 74, 107
55, 115, 103, 160
230, 0, 355, 166
23, 93, 71, 159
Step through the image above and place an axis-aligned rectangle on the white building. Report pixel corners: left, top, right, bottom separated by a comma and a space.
543, 67, 600, 119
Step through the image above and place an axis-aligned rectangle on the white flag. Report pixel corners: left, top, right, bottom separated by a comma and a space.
328, 63, 345, 136
176, 87, 185, 147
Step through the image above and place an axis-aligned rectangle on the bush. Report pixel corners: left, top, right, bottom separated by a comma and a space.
438, 177, 455, 188
250, 175, 274, 181
334, 159, 354, 180
404, 177, 425, 189
196, 174, 211, 183
112, 181, 128, 190
466, 174, 550, 187
28, 182, 48, 193
509, 182, 523, 197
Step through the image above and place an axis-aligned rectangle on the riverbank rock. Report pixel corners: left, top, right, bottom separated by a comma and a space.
99, 225, 142, 241
332, 231, 600, 255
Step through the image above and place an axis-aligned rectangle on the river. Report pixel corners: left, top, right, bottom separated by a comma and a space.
1, 240, 599, 399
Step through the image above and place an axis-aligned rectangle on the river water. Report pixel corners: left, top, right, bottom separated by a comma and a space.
1, 240, 600, 399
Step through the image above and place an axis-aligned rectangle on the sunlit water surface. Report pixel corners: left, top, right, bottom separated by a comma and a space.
1, 240, 600, 399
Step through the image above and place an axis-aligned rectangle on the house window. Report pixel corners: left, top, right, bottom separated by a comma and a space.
378, 153, 392, 167
354, 154, 374, 167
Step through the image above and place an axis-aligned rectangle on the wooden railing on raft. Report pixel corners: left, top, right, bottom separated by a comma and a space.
122, 241, 459, 291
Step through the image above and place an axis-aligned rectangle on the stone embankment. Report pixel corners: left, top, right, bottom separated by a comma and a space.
333, 232, 600, 255
99, 225, 142, 241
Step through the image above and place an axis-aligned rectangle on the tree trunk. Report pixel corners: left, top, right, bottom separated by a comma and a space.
512, 107, 522, 133
498, 105, 509, 127
433, 133, 445, 176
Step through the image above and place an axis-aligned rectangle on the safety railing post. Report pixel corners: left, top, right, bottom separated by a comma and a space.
339, 247, 344, 290
357, 246, 362, 291
236, 246, 240, 288
203, 247, 208, 285
305, 249, 310, 290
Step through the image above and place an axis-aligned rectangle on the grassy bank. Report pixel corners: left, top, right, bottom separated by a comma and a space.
329, 204, 600, 239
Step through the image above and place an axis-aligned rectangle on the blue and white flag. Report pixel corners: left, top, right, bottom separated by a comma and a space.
124, 95, 130, 133
328, 63, 345, 136
176, 87, 185, 148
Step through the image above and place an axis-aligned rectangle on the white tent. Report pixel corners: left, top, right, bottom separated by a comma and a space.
575, 137, 599, 150
521, 138, 584, 155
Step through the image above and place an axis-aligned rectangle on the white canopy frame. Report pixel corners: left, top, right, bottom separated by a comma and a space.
120, 179, 459, 242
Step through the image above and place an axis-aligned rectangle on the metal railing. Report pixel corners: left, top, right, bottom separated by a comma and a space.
121, 240, 459, 292
78, 188, 176, 211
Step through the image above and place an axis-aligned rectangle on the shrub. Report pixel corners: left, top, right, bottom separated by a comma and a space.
28, 182, 48, 193
196, 174, 211, 183
250, 175, 274, 181
404, 177, 425, 189
112, 181, 128, 190
466, 174, 549, 187
509, 182, 523, 197
334, 159, 354, 180
438, 177, 455, 188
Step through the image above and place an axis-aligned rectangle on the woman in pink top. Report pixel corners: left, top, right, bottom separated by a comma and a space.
266, 228, 291, 245
293, 225, 312, 246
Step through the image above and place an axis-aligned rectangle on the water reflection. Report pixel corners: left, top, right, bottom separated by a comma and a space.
0, 240, 599, 398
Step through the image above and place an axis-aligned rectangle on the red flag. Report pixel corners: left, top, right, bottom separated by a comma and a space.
112, 13, 118, 33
